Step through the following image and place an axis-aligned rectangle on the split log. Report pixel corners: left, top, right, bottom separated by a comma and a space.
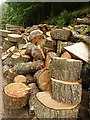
49, 57, 83, 82
61, 51, 72, 59
34, 68, 51, 92
0, 29, 11, 37
8, 34, 22, 42
2, 52, 11, 61
50, 29, 71, 40
34, 92, 88, 119
76, 18, 90, 25
14, 75, 27, 83
3, 83, 30, 109
12, 60, 44, 75
45, 52, 57, 69
6, 46, 17, 53
51, 78, 82, 104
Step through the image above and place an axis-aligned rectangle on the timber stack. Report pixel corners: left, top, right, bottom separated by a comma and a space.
0, 15, 90, 119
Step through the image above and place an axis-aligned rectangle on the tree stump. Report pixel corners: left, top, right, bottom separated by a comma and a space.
50, 57, 83, 82
45, 52, 57, 69
34, 68, 51, 92
34, 92, 88, 119
3, 83, 30, 110
51, 78, 82, 104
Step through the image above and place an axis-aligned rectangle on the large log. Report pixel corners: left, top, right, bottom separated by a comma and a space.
49, 57, 83, 82
34, 68, 51, 92
50, 29, 71, 40
3, 83, 30, 110
34, 92, 88, 119
76, 18, 90, 25
51, 78, 82, 104
12, 60, 44, 75
45, 52, 57, 69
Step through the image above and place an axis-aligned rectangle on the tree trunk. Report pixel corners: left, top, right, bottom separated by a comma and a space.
34, 92, 88, 119
49, 57, 83, 82
12, 60, 44, 75
51, 78, 82, 104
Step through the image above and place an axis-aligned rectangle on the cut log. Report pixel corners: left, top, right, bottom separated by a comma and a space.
34, 68, 51, 92
51, 78, 82, 104
2, 65, 10, 78
25, 43, 36, 55
49, 57, 83, 82
45, 52, 57, 69
46, 31, 51, 37
14, 75, 27, 83
21, 54, 31, 62
50, 29, 71, 40
64, 42, 90, 63
8, 34, 22, 42
12, 60, 44, 75
61, 51, 72, 59
45, 37, 56, 48
34, 92, 88, 119
0, 29, 12, 37
43, 47, 55, 55
2, 56, 14, 66
76, 18, 90, 25
3, 83, 29, 109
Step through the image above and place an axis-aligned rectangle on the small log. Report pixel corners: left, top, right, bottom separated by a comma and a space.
12, 60, 44, 75
0, 29, 11, 37
45, 52, 57, 69
14, 75, 27, 83
34, 68, 51, 92
21, 54, 31, 62
76, 18, 90, 25
8, 34, 22, 42
51, 78, 82, 104
34, 92, 88, 119
3, 83, 29, 109
51, 29, 71, 40
50, 57, 83, 82
46, 31, 51, 37
61, 51, 72, 59
2, 65, 10, 78
45, 37, 56, 48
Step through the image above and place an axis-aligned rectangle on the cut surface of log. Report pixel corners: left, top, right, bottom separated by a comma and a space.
51, 78, 82, 104
14, 75, 27, 83
34, 68, 51, 92
50, 57, 83, 81
30, 30, 43, 40
61, 51, 72, 59
12, 60, 44, 75
45, 52, 57, 69
34, 92, 88, 118
8, 34, 22, 42
3, 83, 29, 109
64, 42, 89, 63
50, 29, 71, 40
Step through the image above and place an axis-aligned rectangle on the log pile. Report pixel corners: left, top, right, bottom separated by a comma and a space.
1, 15, 90, 119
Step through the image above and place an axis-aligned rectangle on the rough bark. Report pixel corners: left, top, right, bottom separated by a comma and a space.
2, 56, 14, 66
51, 29, 71, 40
50, 57, 83, 82
3, 83, 29, 109
57, 40, 61, 56
34, 92, 88, 119
34, 68, 51, 92
51, 78, 82, 104
43, 47, 55, 55
45, 37, 56, 48
76, 18, 90, 25
14, 75, 27, 83
26, 74, 34, 84
45, 52, 57, 69
12, 60, 44, 75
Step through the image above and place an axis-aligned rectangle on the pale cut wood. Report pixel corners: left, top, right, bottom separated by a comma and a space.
8, 34, 22, 42
34, 68, 51, 92
0, 29, 12, 37
50, 57, 83, 82
46, 31, 51, 37
76, 18, 90, 25
14, 75, 27, 83
45, 52, 57, 69
64, 42, 89, 63
51, 78, 82, 104
3, 83, 29, 109
61, 51, 72, 59
12, 60, 44, 75
34, 92, 88, 119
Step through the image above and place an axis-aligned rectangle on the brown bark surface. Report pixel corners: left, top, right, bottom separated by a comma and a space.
50, 57, 83, 82
76, 18, 90, 25
51, 78, 82, 104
